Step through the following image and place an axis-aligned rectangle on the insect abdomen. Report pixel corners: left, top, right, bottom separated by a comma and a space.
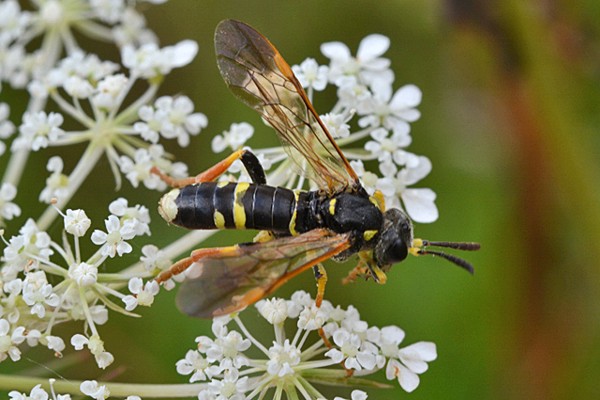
161, 182, 300, 232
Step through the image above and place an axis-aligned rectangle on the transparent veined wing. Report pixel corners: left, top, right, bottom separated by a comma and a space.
215, 19, 361, 193
176, 229, 351, 318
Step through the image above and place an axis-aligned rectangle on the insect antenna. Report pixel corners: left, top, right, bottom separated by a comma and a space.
412, 239, 480, 274
417, 248, 476, 274
422, 240, 481, 251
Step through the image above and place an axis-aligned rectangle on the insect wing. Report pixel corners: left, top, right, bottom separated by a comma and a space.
176, 229, 351, 318
215, 19, 360, 192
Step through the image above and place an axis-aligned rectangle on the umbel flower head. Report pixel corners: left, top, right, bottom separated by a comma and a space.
176, 291, 437, 399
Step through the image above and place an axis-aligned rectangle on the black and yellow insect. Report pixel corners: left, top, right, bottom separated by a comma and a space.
154, 20, 480, 318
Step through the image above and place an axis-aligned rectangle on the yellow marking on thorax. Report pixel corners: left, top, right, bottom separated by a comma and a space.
288, 190, 300, 236
217, 180, 229, 188
213, 210, 225, 229
328, 198, 337, 215
369, 190, 386, 211
233, 182, 250, 229
363, 230, 378, 242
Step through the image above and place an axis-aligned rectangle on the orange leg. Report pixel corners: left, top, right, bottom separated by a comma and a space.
342, 263, 368, 285
312, 264, 335, 348
313, 264, 328, 307
151, 149, 246, 188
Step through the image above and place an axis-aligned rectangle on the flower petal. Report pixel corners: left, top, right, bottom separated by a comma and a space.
401, 188, 438, 223
321, 41, 351, 61
357, 34, 390, 61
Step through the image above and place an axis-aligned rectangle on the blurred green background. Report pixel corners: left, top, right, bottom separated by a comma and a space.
3, 0, 600, 399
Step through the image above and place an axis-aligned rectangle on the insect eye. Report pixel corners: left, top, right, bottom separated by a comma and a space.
385, 236, 409, 264
374, 208, 412, 267
375, 227, 409, 266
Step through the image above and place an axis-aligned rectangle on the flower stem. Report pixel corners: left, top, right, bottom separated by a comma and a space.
36, 143, 104, 231
0, 374, 206, 398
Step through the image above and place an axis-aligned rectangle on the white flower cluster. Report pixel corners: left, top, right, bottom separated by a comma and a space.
19, 45, 202, 196
176, 291, 436, 399
0, 0, 160, 90
212, 34, 437, 223
0, 198, 166, 369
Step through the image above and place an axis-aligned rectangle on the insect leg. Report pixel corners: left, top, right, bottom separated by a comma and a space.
151, 149, 265, 188
312, 264, 328, 307
155, 246, 242, 283
341, 263, 368, 285
239, 150, 266, 185
312, 263, 336, 349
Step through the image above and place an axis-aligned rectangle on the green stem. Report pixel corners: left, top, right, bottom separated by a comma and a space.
0, 374, 205, 398
36, 142, 104, 231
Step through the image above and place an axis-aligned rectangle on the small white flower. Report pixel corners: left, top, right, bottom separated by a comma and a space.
0, 103, 16, 156
358, 84, 422, 136
0, 319, 26, 362
335, 76, 373, 112
364, 128, 412, 164
44, 335, 66, 353
68, 262, 98, 287
89, 0, 126, 24
153, 96, 207, 147
201, 369, 248, 400
378, 326, 406, 358
91, 73, 129, 111
321, 112, 351, 139
80, 380, 110, 400
292, 58, 329, 91
286, 290, 313, 318
297, 303, 328, 331
322, 34, 393, 88
64, 75, 94, 98
140, 244, 172, 272
211, 122, 254, 153
0, 1, 31, 45
63, 209, 91, 237
2, 219, 52, 277
333, 390, 369, 400
121, 40, 198, 79
266, 339, 301, 377
71, 334, 114, 369
14, 111, 64, 151
375, 156, 438, 223
0, 182, 21, 221
256, 298, 288, 324
176, 349, 220, 382
207, 330, 250, 369
326, 328, 377, 371
112, 8, 157, 47
386, 342, 437, 392
91, 215, 136, 257
120, 144, 187, 190
22, 271, 60, 318
108, 198, 151, 236
120, 147, 157, 188
8, 384, 49, 400
122, 278, 159, 310
39, 156, 69, 204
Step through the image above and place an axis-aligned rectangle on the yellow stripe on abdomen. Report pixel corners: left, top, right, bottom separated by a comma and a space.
233, 182, 250, 229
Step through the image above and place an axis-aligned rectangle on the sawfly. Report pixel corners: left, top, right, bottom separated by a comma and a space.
153, 19, 480, 318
